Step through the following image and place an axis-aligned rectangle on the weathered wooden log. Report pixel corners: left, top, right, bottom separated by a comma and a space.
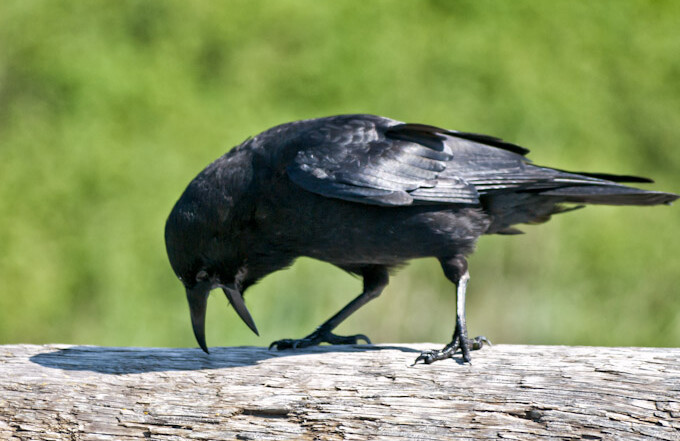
0, 344, 678, 440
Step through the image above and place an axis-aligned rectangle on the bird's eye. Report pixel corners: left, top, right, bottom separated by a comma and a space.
196, 270, 209, 282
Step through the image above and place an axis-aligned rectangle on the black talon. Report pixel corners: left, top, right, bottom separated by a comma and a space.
470, 336, 491, 350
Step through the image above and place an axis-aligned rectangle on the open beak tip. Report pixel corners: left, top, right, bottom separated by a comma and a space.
193, 331, 210, 354
242, 315, 259, 336
187, 287, 210, 355
243, 316, 259, 336
194, 331, 209, 353
222, 287, 259, 337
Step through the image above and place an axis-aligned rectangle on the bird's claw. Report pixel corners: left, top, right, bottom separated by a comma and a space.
412, 335, 490, 365
470, 335, 491, 350
269, 330, 371, 350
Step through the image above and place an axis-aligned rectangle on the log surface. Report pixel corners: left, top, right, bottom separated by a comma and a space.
0, 344, 679, 440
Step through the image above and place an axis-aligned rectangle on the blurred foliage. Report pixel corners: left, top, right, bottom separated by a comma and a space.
0, 0, 678, 350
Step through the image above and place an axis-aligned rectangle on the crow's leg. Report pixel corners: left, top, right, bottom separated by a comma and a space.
270, 265, 389, 350
414, 256, 490, 364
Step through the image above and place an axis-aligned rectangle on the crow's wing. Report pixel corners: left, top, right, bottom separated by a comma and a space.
398, 125, 655, 195
286, 119, 652, 207
286, 120, 530, 206
390, 124, 539, 199
287, 136, 478, 205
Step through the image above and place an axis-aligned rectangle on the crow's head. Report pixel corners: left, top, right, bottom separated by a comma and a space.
164, 180, 258, 354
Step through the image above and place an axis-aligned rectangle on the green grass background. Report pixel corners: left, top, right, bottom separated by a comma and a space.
1, 0, 678, 350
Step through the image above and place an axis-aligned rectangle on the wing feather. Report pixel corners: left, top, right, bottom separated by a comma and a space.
286, 118, 480, 206
285, 116, 663, 208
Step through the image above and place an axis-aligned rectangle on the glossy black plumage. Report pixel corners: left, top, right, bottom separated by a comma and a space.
165, 114, 678, 362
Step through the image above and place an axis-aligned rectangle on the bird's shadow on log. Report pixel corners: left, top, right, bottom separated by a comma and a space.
29, 344, 423, 375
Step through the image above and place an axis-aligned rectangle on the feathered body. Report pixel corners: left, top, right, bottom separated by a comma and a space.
165, 114, 677, 361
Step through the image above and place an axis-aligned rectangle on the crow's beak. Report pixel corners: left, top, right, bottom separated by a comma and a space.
221, 284, 259, 336
186, 286, 210, 354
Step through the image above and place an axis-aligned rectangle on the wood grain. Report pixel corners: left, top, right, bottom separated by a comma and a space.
1, 344, 678, 440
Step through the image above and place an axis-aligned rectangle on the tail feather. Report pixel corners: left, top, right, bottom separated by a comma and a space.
484, 168, 677, 235
541, 185, 678, 206
559, 171, 654, 184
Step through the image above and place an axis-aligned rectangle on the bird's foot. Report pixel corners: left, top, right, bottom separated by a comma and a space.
269, 328, 371, 350
413, 335, 490, 365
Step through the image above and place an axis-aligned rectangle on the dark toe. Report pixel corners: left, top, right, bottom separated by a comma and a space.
327, 333, 371, 345
413, 349, 453, 365
269, 331, 370, 350
269, 339, 302, 350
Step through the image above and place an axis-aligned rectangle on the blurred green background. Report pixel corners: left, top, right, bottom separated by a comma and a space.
1, 1, 678, 350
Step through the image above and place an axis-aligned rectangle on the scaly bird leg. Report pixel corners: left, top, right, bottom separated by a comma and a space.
414, 257, 490, 364
270, 265, 389, 350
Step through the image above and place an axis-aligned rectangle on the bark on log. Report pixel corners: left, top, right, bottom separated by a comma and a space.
0, 344, 678, 440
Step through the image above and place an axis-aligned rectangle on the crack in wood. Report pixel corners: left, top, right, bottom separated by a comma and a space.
241, 407, 291, 418
510, 408, 544, 423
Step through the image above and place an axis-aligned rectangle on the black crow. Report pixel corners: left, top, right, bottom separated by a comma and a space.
165, 114, 677, 363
